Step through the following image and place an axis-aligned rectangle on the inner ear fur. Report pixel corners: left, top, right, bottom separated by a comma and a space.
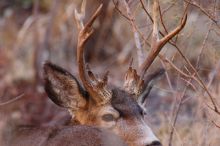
43, 62, 88, 110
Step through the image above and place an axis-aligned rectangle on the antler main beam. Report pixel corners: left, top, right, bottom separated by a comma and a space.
124, 0, 187, 97
139, 0, 187, 78
75, 3, 112, 105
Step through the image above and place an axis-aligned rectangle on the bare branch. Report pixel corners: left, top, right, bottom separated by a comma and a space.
162, 0, 178, 15
158, 2, 169, 34
122, 0, 145, 67
196, 22, 212, 68
212, 121, 220, 129
183, 0, 219, 28
139, 0, 153, 22
152, 0, 160, 44
168, 84, 189, 146
112, 0, 130, 20
0, 93, 24, 106
113, 0, 151, 47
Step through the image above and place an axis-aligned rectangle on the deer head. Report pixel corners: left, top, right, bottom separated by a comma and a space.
44, 1, 187, 146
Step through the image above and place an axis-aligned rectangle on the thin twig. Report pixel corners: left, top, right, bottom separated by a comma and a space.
159, 55, 191, 78
180, 77, 197, 91
122, 0, 145, 67
169, 82, 189, 146
175, 43, 220, 114
162, 0, 178, 15
140, 0, 153, 22
160, 54, 210, 91
112, 0, 130, 20
158, 1, 169, 34
208, 60, 220, 88
160, 60, 174, 90
196, 19, 213, 68
212, 121, 220, 129
183, 0, 219, 29
113, 0, 151, 48
0, 93, 24, 106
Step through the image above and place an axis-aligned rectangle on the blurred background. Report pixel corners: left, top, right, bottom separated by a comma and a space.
0, 0, 220, 145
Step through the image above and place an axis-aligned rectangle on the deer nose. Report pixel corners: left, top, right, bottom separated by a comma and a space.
146, 141, 162, 146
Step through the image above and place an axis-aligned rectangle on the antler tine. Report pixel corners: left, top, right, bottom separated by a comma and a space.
76, 4, 112, 105
74, 0, 86, 29
139, 0, 187, 78
77, 4, 103, 62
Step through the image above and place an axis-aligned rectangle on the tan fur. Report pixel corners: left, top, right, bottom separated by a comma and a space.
6, 125, 127, 146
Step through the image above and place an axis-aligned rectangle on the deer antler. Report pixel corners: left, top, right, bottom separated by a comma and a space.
124, 0, 187, 96
75, 3, 112, 106
124, 66, 144, 97
139, 0, 187, 78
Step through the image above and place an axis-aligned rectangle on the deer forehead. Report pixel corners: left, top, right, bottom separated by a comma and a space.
73, 88, 144, 119
85, 88, 144, 118
111, 89, 144, 117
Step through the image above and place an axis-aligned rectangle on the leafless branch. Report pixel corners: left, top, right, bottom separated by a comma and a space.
212, 121, 220, 129
169, 82, 190, 146
113, 0, 151, 48
0, 93, 24, 106
208, 60, 220, 88
180, 77, 197, 91
162, 0, 178, 15
112, 0, 130, 20
122, 0, 145, 67
183, 0, 219, 29
158, 1, 169, 34
160, 60, 174, 90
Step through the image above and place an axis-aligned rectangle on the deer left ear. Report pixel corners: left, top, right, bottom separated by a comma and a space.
43, 62, 88, 110
138, 68, 165, 104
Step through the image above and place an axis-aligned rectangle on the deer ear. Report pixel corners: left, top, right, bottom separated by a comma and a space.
138, 68, 165, 104
43, 62, 87, 110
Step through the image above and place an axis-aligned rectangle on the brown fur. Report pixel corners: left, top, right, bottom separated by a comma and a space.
6, 125, 127, 146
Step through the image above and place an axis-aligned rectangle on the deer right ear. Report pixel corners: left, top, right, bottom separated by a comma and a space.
138, 68, 165, 104
43, 62, 87, 110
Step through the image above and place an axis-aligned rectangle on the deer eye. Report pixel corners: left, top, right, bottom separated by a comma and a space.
102, 114, 115, 122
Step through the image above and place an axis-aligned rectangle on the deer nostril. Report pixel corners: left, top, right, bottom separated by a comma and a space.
146, 141, 162, 146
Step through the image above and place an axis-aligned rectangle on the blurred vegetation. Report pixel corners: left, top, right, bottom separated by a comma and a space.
0, 0, 52, 11
0, 0, 220, 146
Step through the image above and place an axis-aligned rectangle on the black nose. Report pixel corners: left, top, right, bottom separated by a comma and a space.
146, 141, 162, 146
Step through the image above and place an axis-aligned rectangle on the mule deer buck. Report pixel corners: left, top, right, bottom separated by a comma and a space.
3, 0, 187, 146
